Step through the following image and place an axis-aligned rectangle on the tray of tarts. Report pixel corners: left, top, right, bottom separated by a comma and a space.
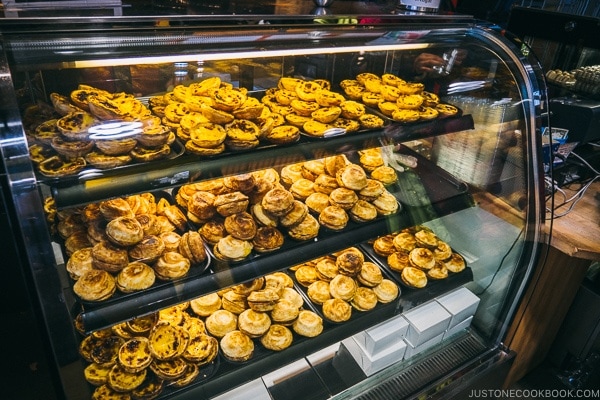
340, 72, 461, 124
77, 271, 331, 399
172, 152, 402, 265
48, 190, 211, 306
27, 85, 184, 179
363, 225, 471, 292
289, 247, 400, 325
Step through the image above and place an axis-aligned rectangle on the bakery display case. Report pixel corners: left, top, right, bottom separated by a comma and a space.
0, 1, 547, 399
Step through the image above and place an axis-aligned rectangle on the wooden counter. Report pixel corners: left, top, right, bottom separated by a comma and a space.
503, 180, 600, 387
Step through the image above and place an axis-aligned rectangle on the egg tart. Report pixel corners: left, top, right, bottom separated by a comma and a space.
188, 123, 227, 148
130, 372, 164, 399
56, 111, 97, 141
130, 143, 170, 163
149, 358, 188, 381
183, 334, 218, 364
84, 363, 112, 386
148, 322, 189, 360
359, 113, 385, 129
51, 136, 94, 160
118, 337, 153, 373
107, 364, 146, 393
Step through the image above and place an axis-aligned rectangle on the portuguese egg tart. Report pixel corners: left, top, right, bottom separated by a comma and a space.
56, 111, 97, 141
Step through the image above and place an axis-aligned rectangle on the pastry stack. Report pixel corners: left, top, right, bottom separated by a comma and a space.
79, 302, 218, 399
371, 225, 466, 289
55, 193, 207, 302
292, 247, 400, 323
261, 76, 385, 137
29, 85, 175, 176
340, 72, 458, 123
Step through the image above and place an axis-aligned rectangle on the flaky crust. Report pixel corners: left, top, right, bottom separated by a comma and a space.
106, 216, 144, 247
116, 261, 156, 293
260, 324, 293, 351
292, 310, 323, 337
220, 330, 254, 362
73, 269, 116, 301
154, 252, 191, 280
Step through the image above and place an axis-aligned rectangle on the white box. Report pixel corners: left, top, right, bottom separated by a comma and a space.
210, 378, 270, 400
443, 316, 473, 340
436, 288, 480, 329
353, 314, 409, 356
342, 337, 407, 376
403, 332, 444, 359
403, 301, 451, 347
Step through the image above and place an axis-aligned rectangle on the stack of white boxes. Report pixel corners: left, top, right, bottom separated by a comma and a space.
342, 287, 480, 376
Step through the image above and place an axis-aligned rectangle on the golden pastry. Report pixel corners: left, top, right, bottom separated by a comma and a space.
359, 113, 385, 129
107, 364, 146, 393
130, 372, 164, 399
279, 200, 308, 228
224, 211, 257, 241
393, 231, 416, 253
351, 287, 378, 312
178, 231, 207, 265
213, 87, 247, 112
339, 100, 366, 120
154, 251, 191, 280
224, 119, 260, 150
182, 334, 218, 365
329, 187, 358, 210
335, 247, 364, 277
302, 160, 326, 181
370, 165, 398, 185
357, 261, 383, 287
408, 247, 436, 270
280, 287, 304, 310
313, 173, 338, 195
213, 235, 253, 262
372, 191, 399, 215
85, 151, 131, 169
66, 247, 94, 280
188, 122, 227, 148
401, 266, 428, 288
261, 187, 294, 217
205, 309, 238, 338
50, 136, 94, 159
323, 298, 352, 322
349, 199, 378, 223
387, 251, 410, 272
238, 309, 272, 338
435, 103, 459, 117
290, 178, 315, 201
427, 261, 449, 280
278, 77, 303, 91
287, 213, 320, 241
419, 106, 439, 121
260, 324, 293, 351
292, 310, 323, 337
95, 137, 137, 156
126, 314, 157, 336
415, 228, 439, 249
358, 179, 385, 202
199, 219, 226, 245
84, 363, 111, 386
315, 256, 339, 281
302, 119, 332, 137
92, 241, 129, 273
373, 279, 399, 303
265, 124, 300, 144
307, 281, 332, 305
171, 363, 199, 388
100, 198, 133, 219
116, 261, 156, 293
56, 111, 97, 141
433, 240, 452, 261
214, 191, 250, 217
445, 252, 466, 273
318, 205, 349, 231
252, 226, 284, 253
270, 299, 300, 326
220, 330, 254, 362
329, 274, 357, 301
233, 97, 264, 120
336, 164, 368, 191
250, 203, 279, 228
280, 163, 305, 187
311, 106, 342, 124
73, 269, 116, 302
149, 358, 188, 380
118, 337, 153, 373
221, 290, 248, 315
323, 154, 348, 177
190, 293, 222, 317
294, 265, 319, 287
246, 289, 279, 312
106, 216, 144, 247
148, 322, 189, 360
159, 231, 181, 252
305, 192, 331, 214
138, 124, 171, 148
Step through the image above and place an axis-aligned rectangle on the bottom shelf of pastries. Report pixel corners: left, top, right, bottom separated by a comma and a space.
75, 236, 471, 399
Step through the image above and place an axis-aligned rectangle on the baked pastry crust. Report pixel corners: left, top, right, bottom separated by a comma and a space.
178, 231, 207, 265
238, 309, 272, 338
373, 279, 399, 303
182, 334, 218, 365
408, 247, 436, 271
116, 261, 156, 293
118, 337, 152, 373
387, 251, 410, 272
427, 261, 449, 280
154, 251, 191, 280
214, 191, 250, 217
349, 199, 378, 223
92, 241, 129, 273
260, 324, 293, 351
220, 330, 254, 362
73, 269, 116, 301
252, 226, 284, 253
372, 191, 399, 215
329, 187, 358, 210
199, 219, 226, 245
445, 252, 466, 273
336, 164, 368, 191
318, 205, 349, 231
107, 364, 146, 393
393, 231, 417, 253
315, 256, 339, 281
329, 274, 357, 301
305, 192, 330, 214
221, 290, 248, 315
190, 293, 222, 317
224, 211, 257, 241
66, 247, 94, 280
294, 265, 319, 287
214, 235, 253, 262
323, 298, 352, 322
292, 310, 323, 337
307, 281, 332, 305
205, 309, 238, 338
106, 216, 144, 247
335, 247, 364, 277
149, 357, 188, 380
370, 166, 398, 185
148, 322, 189, 360
287, 212, 320, 241
357, 261, 383, 287
261, 187, 294, 217
351, 287, 378, 312
401, 266, 428, 289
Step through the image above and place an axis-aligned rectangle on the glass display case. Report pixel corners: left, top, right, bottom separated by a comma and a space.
0, 2, 547, 399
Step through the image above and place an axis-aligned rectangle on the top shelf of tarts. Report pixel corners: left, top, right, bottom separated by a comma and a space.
27, 73, 473, 208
